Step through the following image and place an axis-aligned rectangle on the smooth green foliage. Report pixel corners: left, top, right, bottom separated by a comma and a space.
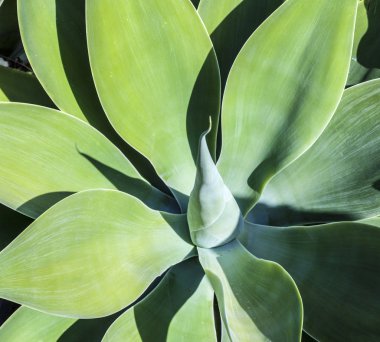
0, 306, 75, 341
0, 103, 175, 217
217, 0, 357, 215
188, 130, 242, 248
87, 0, 220, 197
260, 79, 380, 222
199, 240, 303, 341
0, 0, 379, 340
240, 221, 380, 341
0, 190, 192, 317
17, 0, 107, 127
103, 259, 216, 342
198, 0, 284, 87
0, 65, 53, 106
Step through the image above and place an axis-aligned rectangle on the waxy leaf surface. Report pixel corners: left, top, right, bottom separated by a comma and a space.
0, 103, 175, 217
103, 259, 216, 342
217, 0, 357, 215
240, 221, 380, 341
0, 190, 193, 318
87, 0, 220, 196
0, 306, 75, 341
260, 79, 380, 222
198, 240, 303, 341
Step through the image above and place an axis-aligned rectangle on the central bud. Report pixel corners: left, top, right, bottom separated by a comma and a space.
187, 127, 243, 248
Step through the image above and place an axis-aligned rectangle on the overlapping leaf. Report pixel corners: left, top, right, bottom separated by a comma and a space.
198, 240, 303, 341
103, 259, 215, 341
0, 306, 75, 341
0, 103, 175, 217
258, 79, 380, 224
240, 221, 380, 340
87, 0, 220, 198
217, 0, 358, 215
0, 190, 193, 318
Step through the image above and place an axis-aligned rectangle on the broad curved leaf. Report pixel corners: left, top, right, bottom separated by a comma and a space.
240, 221, 380, 341
87, 0, 220, 196
0, 103, 176, 217
198, 0, 283, 87
18, 0, 176, 194
217, 0, 357, 215
0, 190, 193, 318
103, 259, 216, 342
0, 306, 75, 341
0, 66, 54, 106
18, 0, 107, 128
259, 79, 380, 223
198, 240, 303, 341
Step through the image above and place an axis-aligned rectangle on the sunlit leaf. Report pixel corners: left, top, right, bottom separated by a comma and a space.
0, 103, 176, 217
87, 0, 220, 198
258, 79, 380, 224
217, 0, 357, 215
0, 190, 193, 318
0, 306, 75, 341
103, 259, 216, 342
198, 240, 303, 341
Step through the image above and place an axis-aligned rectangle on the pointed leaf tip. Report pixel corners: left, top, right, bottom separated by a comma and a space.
188, 129, 242, 248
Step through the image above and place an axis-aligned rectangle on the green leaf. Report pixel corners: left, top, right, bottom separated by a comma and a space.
0, 103, 176, 218
18, 0, 106, 127
188, 129, 242, 248
59, 312, 122, 342
17, 0, 175, 194
360, 216, 380, 227
198, 240, 303, 341
217, 0, 357, 215
259, 79, 380, 223
198, 0, 284, 87
103, 259, 216, 342
0, 306, 75, 341
0, 66, 54, 106
240, 221, 380, 341
0, 190, 193, 318
87, 0, 220, 197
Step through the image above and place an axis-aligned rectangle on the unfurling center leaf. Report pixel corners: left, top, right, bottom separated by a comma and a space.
187, 125, 242, 248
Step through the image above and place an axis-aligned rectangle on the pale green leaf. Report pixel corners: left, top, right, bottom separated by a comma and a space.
103, 259, 216, 342
0, 103, 176, 218
198, 0, 283, 87
18, 0, 106, 127
198, 240, 303, 341
87, 0, 220, 197
188, 130, 242, 248
240, 221, 380, 341
259, 79, 380, 224
0, 190, 193, 318
0, 66, 54, 106
0, 306, 75, 341
217, 0, 357, 215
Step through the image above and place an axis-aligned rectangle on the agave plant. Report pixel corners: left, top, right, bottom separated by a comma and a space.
0, 0, 380, 341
